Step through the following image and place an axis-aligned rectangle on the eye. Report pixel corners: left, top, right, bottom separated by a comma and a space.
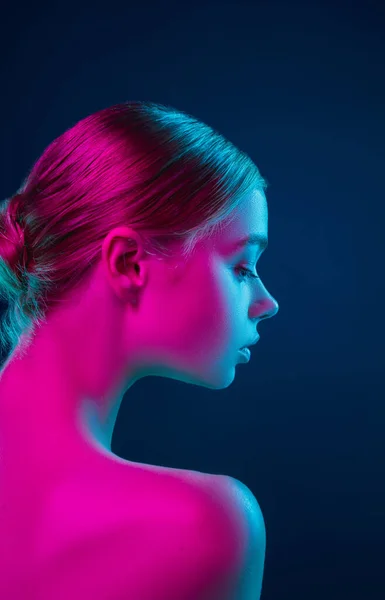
234, 266, 260, 281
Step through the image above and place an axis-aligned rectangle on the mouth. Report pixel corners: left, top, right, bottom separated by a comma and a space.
238, 347, 251, 361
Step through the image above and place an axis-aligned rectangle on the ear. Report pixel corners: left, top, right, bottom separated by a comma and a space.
101, 227, 149, 301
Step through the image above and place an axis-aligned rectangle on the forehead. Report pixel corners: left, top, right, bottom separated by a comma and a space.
213, 190, 268, 255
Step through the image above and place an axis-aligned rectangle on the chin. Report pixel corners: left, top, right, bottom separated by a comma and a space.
182, 364, 236, 391
146, 353, 236, 390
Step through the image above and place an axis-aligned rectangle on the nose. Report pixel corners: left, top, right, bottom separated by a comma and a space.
251, 294, 279, 321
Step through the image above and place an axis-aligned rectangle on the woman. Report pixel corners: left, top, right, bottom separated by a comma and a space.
0, 101, 279, 599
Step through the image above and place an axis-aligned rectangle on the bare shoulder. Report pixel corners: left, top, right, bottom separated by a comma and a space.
35, 468, 260, 600
210, 475, 267, 600
169, 471, 267, 599
216, 475, 266, 535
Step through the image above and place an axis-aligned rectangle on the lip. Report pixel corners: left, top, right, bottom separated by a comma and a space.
238, 347, 251, 362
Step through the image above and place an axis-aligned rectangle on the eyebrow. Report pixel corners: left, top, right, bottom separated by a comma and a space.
233, 233, 268, 251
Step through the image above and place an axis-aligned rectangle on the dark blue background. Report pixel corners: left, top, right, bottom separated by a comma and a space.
1, 1, 384, 598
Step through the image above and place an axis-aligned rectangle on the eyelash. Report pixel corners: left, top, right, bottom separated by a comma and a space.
235, 266, 260, 281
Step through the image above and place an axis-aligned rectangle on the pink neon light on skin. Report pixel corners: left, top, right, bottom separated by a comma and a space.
0, 188, 278, 598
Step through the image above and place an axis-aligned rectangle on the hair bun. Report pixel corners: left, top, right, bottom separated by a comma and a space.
8, 193, 24, 221
0, 193, 27, 273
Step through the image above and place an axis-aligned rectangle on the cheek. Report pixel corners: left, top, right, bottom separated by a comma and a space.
168, 271, 235, 357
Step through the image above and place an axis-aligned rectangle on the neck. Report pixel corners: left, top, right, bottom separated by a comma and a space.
0, 338, 123, 462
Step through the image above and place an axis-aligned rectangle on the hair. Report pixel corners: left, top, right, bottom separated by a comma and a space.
0, 100, 268, 358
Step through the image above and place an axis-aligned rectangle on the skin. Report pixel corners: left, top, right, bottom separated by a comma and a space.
0, 189, 279, 459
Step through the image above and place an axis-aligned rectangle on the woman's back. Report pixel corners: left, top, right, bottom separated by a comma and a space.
0, 424, 250, 600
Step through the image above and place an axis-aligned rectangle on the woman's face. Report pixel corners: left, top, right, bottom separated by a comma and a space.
122, 189, 279, 390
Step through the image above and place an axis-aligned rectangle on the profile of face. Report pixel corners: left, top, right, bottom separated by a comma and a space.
108, 189, 279, 393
